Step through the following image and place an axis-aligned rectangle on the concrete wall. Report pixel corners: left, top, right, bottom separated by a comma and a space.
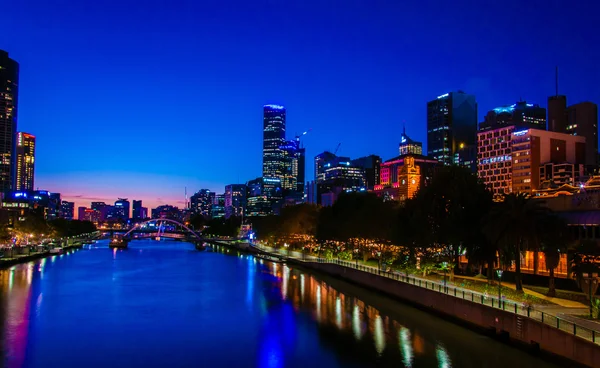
300, 261, 600, 368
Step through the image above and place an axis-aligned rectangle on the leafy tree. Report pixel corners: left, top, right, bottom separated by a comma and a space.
49, 219, 96, 238
539, 214, 572, 296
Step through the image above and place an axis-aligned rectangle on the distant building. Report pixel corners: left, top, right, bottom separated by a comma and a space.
132, 200, 144, 221
479, 101, 546, 132
427, 91, 477, 171
399, 128, 423, 156
80, 208, 101, 223
190, 189, 214, 218
0, 50, 19, 193
151, 205, 181, 220
140, 207, 148, 219
314, 151, 337, 182
1, 190, 61, 221
246, 196, 272, 217
60, 201, 75, 220
14, 132, 35, 191
351, 154, 381, 190
280, 138, 306, 194
375, 154, 439, 201
477, 127, 586, 196
47, 192, 61, 220
224, 184, 246, 218
78, 206, 86, 221
211, 194, 225, 219
262, 104, 287, 187
548, 95, 568, 133
91, 201, 108, 222
246, 177, 281, 216
113, 198, 130, 221
566, 102, 598, 168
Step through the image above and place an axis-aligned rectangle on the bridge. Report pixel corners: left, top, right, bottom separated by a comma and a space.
110, 219, 205, 249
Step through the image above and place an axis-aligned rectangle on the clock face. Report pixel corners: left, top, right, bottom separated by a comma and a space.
411, 179, 415, 185
402, 180, 405, 185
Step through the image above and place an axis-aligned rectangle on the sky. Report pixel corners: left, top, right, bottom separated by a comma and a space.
2, 0, 600, 214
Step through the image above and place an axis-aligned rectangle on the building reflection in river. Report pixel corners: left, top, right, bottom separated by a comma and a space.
258, 260, 453, 368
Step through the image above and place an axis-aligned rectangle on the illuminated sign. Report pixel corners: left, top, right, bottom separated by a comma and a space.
513, 130, 529, 136
33, 196, 41, 200
14, 192, 27, 198
115, 203, 123, 206
264, 104, 285, 110
401, 136, 407, 143
437, 93, 449, 99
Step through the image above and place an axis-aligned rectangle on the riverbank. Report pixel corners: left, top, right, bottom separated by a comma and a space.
213, 241, 599, 368
0, 243, 84, 269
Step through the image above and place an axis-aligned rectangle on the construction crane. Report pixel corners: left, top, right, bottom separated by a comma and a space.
295, 128, 312, 147
333, 143, 341, 155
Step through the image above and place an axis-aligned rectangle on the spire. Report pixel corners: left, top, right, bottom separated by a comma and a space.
402, 121, 406, 136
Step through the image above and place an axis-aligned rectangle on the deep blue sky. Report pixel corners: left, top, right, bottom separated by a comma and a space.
2, 0, 599, 210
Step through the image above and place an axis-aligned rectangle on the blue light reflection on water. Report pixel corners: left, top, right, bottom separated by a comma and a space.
0, 240, 560, 368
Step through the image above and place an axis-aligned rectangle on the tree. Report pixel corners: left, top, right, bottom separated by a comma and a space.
570, 241, 600, 318
491, 193, 548, 292
539, 214, 572, 297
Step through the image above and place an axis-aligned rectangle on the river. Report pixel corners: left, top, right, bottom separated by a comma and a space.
0, 240, 559, 368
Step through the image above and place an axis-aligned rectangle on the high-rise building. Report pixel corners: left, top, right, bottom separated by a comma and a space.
14, 132, 35, 191
566, 102, 598, 167
479, 101, 546, 132
132, 200, 143, 221
314, 151, 337, 182
77, 206, 87, 221
548, 95, 568, 133
60, 201, 75, 220
246, 177, 281, 216
91, 201, 108, 221
190, 189, 214, 218
478, 127, 586, 196
262, 104, 287, 184
0, 50, 19, 192
211, 194, 225, 219
399, 128, 423, 156
113, 198, 130, 221
351, 155, 382, 190
224, 184, 246, 218
427, 91, 477, 171
140, 207, 148, 219
151, 205, 181, 220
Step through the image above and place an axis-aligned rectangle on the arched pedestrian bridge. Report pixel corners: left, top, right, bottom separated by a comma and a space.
110, 219, 205, 248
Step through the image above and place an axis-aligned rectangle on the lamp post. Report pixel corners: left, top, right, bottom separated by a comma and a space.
354, 248, 359, 268
496, 269, 504, 304
582, 273, 599, 318
376, 251, 382, 273
284, 243, 289, 256
442, 261, 448, 293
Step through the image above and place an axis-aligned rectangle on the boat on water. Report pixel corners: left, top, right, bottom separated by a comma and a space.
195, 242, 207, 251
49, 248, 63, 254
255, 254, 286, 263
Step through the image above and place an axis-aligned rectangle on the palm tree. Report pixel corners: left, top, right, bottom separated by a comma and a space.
491, 193, 548, 292
539, 214, 572, 297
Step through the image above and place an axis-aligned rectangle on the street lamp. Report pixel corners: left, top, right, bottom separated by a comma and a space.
376, 251, 382, 273
284, 243, 289, 256
442, 261, 448, 293
496, 269, 504, 304
354, 248, 359, 267
582, 272, 599, 318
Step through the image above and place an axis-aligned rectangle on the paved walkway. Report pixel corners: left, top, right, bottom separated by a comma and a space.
451, 274, 588, 308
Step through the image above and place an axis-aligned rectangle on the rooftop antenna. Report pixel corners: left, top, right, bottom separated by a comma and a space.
402, 121, 406, 136
184, 187, 188, 209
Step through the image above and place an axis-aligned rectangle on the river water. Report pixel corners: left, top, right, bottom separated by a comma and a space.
0, 240, 558, 368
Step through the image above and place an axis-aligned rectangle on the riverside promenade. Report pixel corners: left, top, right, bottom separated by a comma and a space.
246, 242, 600, 368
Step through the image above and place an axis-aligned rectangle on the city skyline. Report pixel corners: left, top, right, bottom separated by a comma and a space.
2, 0, 600, 211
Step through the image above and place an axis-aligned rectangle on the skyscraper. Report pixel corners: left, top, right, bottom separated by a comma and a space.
548, 95, 568, 133
427, 91, 477, 171
314, 151, 338, 182
399, 127, 423, 156
132, 200, 143, 220
211, 194, 225, 219
262, 104, 286, 183
14, 132, 35, 191
351, 155, 382, 190
190, 189, 214, 218
0, 50, 19, 192
224, 184, 246, 218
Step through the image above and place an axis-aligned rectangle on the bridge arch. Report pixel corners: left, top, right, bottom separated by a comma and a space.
122, 218, 203, 241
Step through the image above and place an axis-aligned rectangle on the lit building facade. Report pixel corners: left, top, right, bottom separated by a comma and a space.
113, 198, 130, 221
479, 101, 546, 131
399, 128, 422, 156
0, 50, 19, 192
91, 201, 108, 222
477, 125, 514, 197
1, 190, 61, 222
14, 132, 35, 191
211, 194, 225, 219
314, 151, 337, 182
262, 105, 287, 186
60, 201, 75, 220
375, 154, 438, 201
479, 127, 586, 196
151, 205, 181, 220
225, 184, 246, 218
427, 91, 477, 171
132, 200, 144, 221
190, 189, 214, 218
566, 102, 598, 167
